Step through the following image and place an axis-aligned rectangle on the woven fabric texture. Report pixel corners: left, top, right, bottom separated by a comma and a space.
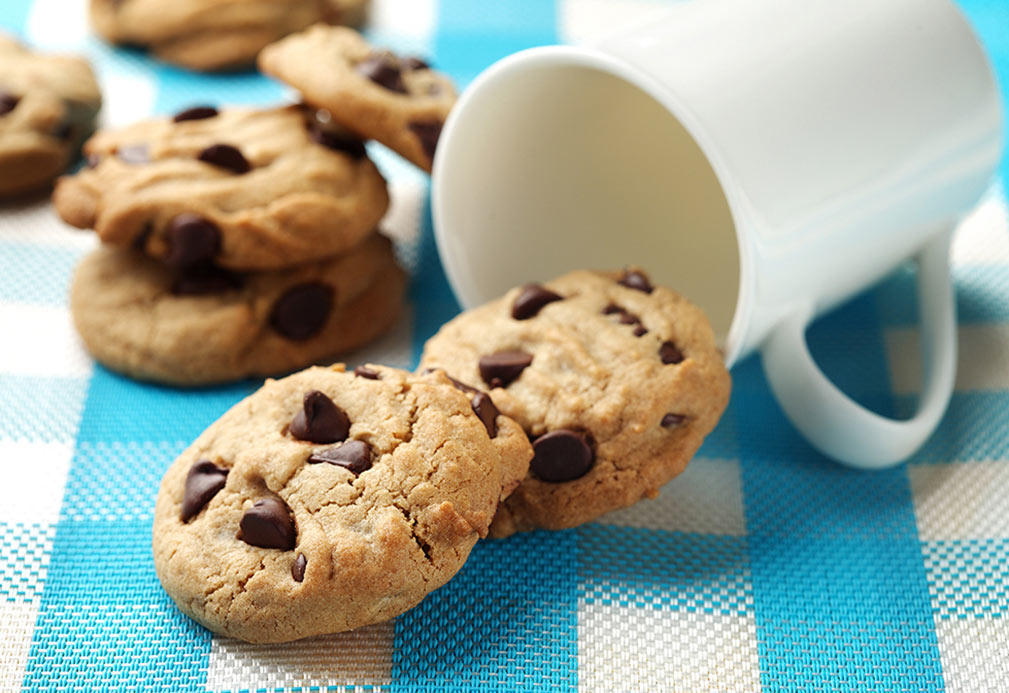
1, 0, 1008, 690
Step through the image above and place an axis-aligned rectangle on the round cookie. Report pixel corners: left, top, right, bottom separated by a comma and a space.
90, 0, 370, 72
70, 234, 406, 385
152, 364, 532, 643
259, 25, 456, 172
0, 34, 101, 197
54, 104, 388, 271
419, 268, 732, 537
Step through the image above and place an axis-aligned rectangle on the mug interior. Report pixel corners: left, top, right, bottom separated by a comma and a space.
432, 51, 742, 350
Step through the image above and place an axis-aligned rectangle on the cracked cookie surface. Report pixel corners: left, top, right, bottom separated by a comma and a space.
420, 269, 731, 537
259, 25, 456, 172
54, 104, 388, 271
152, 364, 532, 643
70, 234, 405, 385
0, 34, 100, 197
90, 0, 369, 71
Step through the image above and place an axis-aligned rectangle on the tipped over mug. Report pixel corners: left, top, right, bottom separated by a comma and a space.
430, 0, 1003, 469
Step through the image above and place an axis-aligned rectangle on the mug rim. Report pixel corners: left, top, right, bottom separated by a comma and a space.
431, 44, 755, 366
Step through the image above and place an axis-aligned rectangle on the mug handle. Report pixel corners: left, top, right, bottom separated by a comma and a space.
759, 228, 956, 469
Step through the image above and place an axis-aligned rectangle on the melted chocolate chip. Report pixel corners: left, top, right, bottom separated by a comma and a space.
165, 213, 220, 268
618, 269, 654, 294
307, 122, 367, 158
239, 497, 296, 550
356, 53, 406, 93
661, 413, 686, 428
116, 143, 149, 164
0, 90, 20, 116
403, 57, 429, 71
292, 553, 307, 582
181, 460, 228, 522
471, 392, 499, 438
407, 120, 442, 163
308, 439, 372, 474
602, 303, 623, 315
660, 341, 684, 365
634, 325, 648, 337
618, 312, 639, 325
531, 430, 594, 482
269, 283, 333, 340
290, 390, 350, 444
198, 143, 250, 174
479, 350, 533, 388
173, 105, 218, 122
353, 365, 380, 380
512, 284, 563, 320
171, 263, 243, 296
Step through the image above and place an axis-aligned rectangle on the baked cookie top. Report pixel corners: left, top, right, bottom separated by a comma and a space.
0, 34, 101, 196
420, 269, 731, 536
259, 25, 456, 172
152, 364, 531, 642
90, 0, 369, 72
54, 104, 388, 271
70, 234, 405, 385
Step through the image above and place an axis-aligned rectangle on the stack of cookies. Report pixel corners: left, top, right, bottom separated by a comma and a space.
152, 267, 732, 643
55, 26, 460, 385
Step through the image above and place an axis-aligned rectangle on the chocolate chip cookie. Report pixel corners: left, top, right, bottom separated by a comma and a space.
152, 364, 532, 642
259, 25, 456, 172
53, 104, 388, 271
0, 34, 101, 198
420, 269, 731, 537
90, 0, 370, 72
70, 234, 405, 385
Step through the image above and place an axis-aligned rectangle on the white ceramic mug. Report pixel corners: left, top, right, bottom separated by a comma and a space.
430, 0, 1003, 469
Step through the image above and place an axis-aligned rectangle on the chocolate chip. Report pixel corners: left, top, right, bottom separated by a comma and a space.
132, 223, 153, 251
173, 105, 218, 122
531, 430, 594, 482
53, 120, 73, 140
603, 303, 623, 315
116, 143, 149, 164
181, 460, 228, 522
403, 57, 429, 71
512, 284, 563, 320
269, 283, 333, 340
308, 122, 367, 158
407, 120, 442, 163
660, 341, 684, 364
292, 553, 307, 582
0, 90, 20, 116
354, 365, 380, 380
634, 325, 648, 337
165, 213, 220, 268
198, 143, 250, 174
618, 269, 654, 294
471, 392, 499, 438
356, 53, 406, 93
661, 413, 686, 428
171, 263, 243, 295
308, 439, 372, 474
290, 390, 350, 444
239, 497, 296, 550
618, 312, 639, 325
479, 350, 533, 388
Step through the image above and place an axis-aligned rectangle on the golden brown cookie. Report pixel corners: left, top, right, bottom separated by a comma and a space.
152, 364, 532, 642
53, 105, 388, 271
0, 34, 101, 198
259, 25, 456, 172
70, 234, 406, 385
420, 268, 731, 536
90, 0, 370, 72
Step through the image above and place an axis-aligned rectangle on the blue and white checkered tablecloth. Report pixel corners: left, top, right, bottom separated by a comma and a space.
1, 0, 1008, 690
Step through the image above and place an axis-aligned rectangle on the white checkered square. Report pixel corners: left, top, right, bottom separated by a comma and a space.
952, 182, 1009, 267
560, 0, 678, 45
0, 601, 40, 692
598, 458, 746, 536
922, 539, 1009, 621
578, 601, 761, 692
886, 324, 1009, 395
0, 306, 91, 379
27, 0, 89, 51
341, 305, 415, 372
911, 461, 1009, 541
205, 621, 394, 692
934, 619, 1009, 693
367, 0, 436, 54
0, 441, 72, 525
0, 523, 56, 604
0, 198, 96, 250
